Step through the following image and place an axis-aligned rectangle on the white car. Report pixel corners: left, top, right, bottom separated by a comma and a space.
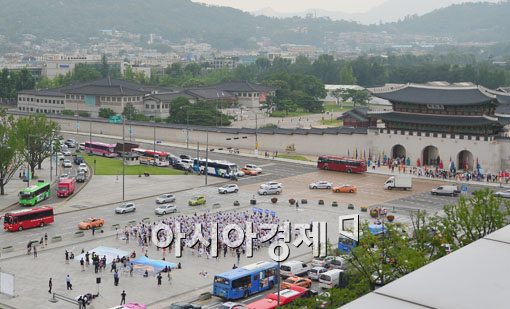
62, 149, 72, 156
218, 184, 239, 194
115, 202, 136, 214
59, 173, 69, 181
494, 189, 510, 198
78, 163, 88, 173
235, 170, 245, 177
309, 181, 332, 189
308, 266, 328, 281
156, 194, 176, 204
258, 187, 282, 195
155, 204, 177, 215
79, 143, 85, 151
62, 159, 72, 168
311, 256, 336, 267
219, 302, 246, 309
244, 164, 262, 174
54, 152, 65, 161
260, 181, 282, 189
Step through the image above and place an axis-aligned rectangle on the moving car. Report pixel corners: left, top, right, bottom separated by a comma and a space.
188, 195, 206, 206
78, 142, 85, 151
258, 187, 282, 195
244, 164, 262, 174
62, 159, 72, 168
78, 218, 104, 230
311, 256, 336, 268
65, 139, 77, 148
260, 181, 282, 189
54, 152, 65, 161
280, 261, 311, 277
240, 167, 258, 176
327, 257, 346, 270
155, 204, 177, 215
431, 185, 458, 196
78, 163, 88, 173
115, 202, 136, 214
309, 181, 332, 189
332, 184, 357, 193
308, 267, 328, 281
494, 189, 510, 198
170, 302, 202, 309
218, 184, 239, 194
76, 172, 87, 183
59, 173, 69, 181
74, 155, 84, 165
156, 194, 176, 204
219, 302, 246, 309
62, 149, 72, 156
280, 276, 312, 289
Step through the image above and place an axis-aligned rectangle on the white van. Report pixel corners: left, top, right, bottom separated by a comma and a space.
280, 260, 311, 278
319, 269, 344, 289
431, 185, 459, 196
180, 159, 193, 170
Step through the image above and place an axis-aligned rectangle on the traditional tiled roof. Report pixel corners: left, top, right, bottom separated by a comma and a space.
145, 92, 193, 102
184, 88, 237, 100
213, 81, 276, 93
18, 88, 65, 97
370, 83, 496, 106
339, 107, 370, 121
377, 112, 501, 127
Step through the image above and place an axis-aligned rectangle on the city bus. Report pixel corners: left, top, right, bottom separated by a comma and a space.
19, 181, 51, 206
132, 148, 170, 167
338, 224, 387, 254
213, 261, 278, 300
193, 158, 238, 178
317, 156, 367, 173
84, 141, 118, 157
246, 285, 309, 309
3, 206, 54, 231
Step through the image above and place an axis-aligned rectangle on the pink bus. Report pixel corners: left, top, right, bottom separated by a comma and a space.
84, 142, 117, 157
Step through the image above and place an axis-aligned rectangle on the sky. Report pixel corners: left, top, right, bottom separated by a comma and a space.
191, 0, 389, 13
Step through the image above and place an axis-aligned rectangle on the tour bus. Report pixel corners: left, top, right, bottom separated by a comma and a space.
19, 181, 51, 206
213, 261, 278, 300
338, 224, 387, 254
317, 156, 367, 173
193, 158, 239, 178
84, 141, 118, 157
131, 148, 170, 167
3, 206, 54, 232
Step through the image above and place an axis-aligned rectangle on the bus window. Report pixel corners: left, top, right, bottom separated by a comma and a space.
4, 216, 13, 224
19, 191, 31, 199
232, 276, 251, 289
214, 277, 229, 285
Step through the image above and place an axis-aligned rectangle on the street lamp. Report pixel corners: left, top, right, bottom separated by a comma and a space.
122, 117, 126, 201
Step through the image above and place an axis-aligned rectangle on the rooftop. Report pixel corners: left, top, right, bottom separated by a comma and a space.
376, 111, 501, 127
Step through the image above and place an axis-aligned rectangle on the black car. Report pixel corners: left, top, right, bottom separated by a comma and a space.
76, 172, 87, 183
173, 163, 189, 171
179, 154, 191, 160
74, 156, 84, 165
65, 139, 77, 148
170, 302, 201, 309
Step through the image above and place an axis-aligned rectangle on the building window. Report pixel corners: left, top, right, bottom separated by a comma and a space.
81, 96, 84, 100
36, 99, 39, 103
145, 104, 149, 109
107, 97, 111, 102
157, 105, 160, 109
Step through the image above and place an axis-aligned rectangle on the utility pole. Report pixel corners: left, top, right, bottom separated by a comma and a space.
122, 117, 126, 201
205, 130, 209, 185
255, 113, 259, 156
186, 107, 190, 149
153, 125, 156, 152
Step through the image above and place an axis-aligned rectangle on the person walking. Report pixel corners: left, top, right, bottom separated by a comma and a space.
65, 250, 69, 264
120, 290, 126, 305
157, 273, 162, 286
48, 278, 52, 294
114, 271, 119, 286
80, 258, 85, 271
92, 226, 95, 236
33, 245, 37, 258
66, 275, 72, 290
295, 201, 299, 211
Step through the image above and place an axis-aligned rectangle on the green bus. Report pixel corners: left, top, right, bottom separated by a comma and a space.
19, 181, 51, 206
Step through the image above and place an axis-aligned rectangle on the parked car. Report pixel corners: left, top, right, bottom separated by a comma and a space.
311, 256, 336, 268
155, 204, 177, 215
332, 184, 357, 193
78, 218, 104, 230
170, 302, 202, 309
180, 159, 193, 170
115, 202, 136, 214
309, 181, 332, 189
188, 195, 206, 206
308, 267, 328, 281
280, 276, 312, 289
494, 189, 510, 198
327, 257, 346, 270
219, 302, 246, 309
260, 181, 282, 189
62, 149, 72, 156
173, 163, 189, 171
65, 139, 77, 148
431, 185, 458, 196
218, 184, 239, 194
74, 155, 84, 165
76, 172, 87, 183
179, 154, 191, 160
62, 159, 72, 168
244, 164, 262, 174
258, 187, 282, 195
240, 167, 257, 176
78, 163, 88, 173
156, 194, 176, 204
280, 260, 311, 277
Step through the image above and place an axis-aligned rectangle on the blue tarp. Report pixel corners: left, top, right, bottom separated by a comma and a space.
131, 256, 176, 276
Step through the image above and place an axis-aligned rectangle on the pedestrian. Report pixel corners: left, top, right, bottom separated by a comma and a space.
44, 233, 48, 246
65, 250, 69, 264
33, 245, 37, 258
295, 201, 299, 210
92, 226, 95, 236
129, 263, 133, 277
120, 290, 126, 305
167, 269, 172, 283
66, 275, 72, 290
80, 258, 85, 271
236, 249, 240, 265
48, 278, 52, 294
157, 273, 162, 286
85, 252, 90, 266
114, 271, 119, 286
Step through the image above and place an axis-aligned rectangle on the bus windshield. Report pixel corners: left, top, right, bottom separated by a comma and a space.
19, 191, 32, 199
214, 276, 229, 285
58, 186, 68, 191
4, 215, 13, 224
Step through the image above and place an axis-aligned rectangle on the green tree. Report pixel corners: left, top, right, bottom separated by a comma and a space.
331, 88, 343, 107
340, 89, 371, 108
0, 109, 23, 195
184, 62, 202, 78
123, 65, 135, 81
72, 63, 101, 82
98, 108, 116, 119
339, 65, 357, 85
16, 114, 60, 177
61, 110, 75, 116
100, 54, 110, 78
122, 103, 138, 120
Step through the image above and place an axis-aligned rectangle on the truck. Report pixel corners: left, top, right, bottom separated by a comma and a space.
57, 178, 76, 197
114, 142, 139, 154
384, 175, 412, 190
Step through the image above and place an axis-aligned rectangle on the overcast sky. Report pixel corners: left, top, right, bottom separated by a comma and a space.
192, 0, 389, 13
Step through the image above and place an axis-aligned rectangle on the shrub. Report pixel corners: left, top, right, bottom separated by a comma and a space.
318, 199, 324, 205
78, 111, 90, 117
370, 209, 379, 218
288, 198, 296, 205
62, 109, 74, 116
360, 206, 368, 212
386, 214, 395, 222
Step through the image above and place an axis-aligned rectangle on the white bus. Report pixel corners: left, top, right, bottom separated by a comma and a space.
193, 158, 238, 178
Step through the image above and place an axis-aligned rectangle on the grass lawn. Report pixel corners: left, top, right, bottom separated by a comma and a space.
324, 102, 353, 113
83, 154, 186, 176
320, 119, 343, 126
269, 110, 312, 118
277, 153, 313, 162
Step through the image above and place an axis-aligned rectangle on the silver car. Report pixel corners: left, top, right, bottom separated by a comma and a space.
115, 202, 136, 214
155, 204, 177, 215
258, 187, 282, 195
218, 184, 239, 194
309, 181, 332, 189
156, 194, 176, 204
308, 266, 328, 281
494, 189, 510, 198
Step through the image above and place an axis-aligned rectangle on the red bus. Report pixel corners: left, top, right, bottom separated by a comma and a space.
131, 148, 170, 167
3, 206, 54, 232
317, 156, 367, 173
84, 141, 117, 157
246, 285, 308, 309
